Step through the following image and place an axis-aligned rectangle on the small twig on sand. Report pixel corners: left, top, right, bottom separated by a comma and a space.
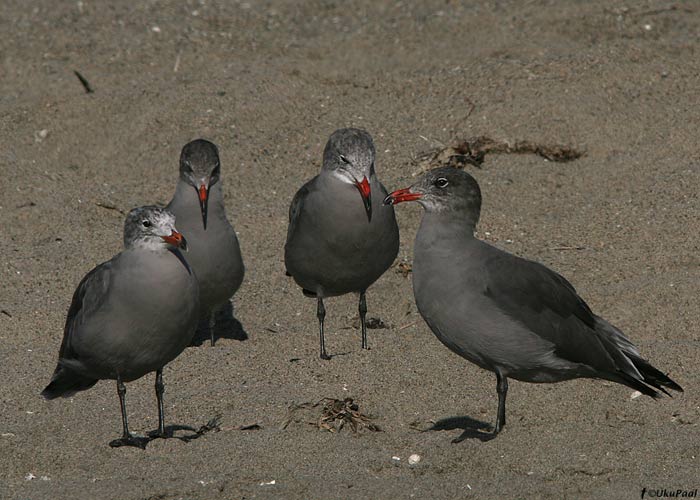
95, 202, 125, 215
399, 321, 418, 331
238, 423, 262, 431
631, 6, 694, 17
549, 245, 586, 251
73, 70, 93, 93
449, 97, 476, 140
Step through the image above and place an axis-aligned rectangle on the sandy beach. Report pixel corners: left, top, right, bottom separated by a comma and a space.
1, 1, 698, 498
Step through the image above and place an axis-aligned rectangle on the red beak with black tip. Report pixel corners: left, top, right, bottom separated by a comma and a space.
383, 187, 422, 206
355, 176, 372, 222
161, 230, 188, 251
197, 183, 209, 230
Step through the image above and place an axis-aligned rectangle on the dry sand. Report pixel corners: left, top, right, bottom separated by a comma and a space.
1, 1, 698, 499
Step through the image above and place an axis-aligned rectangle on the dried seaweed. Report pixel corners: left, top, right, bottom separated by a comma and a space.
281, 398, 381, 433
414, 135, 584, 173
395, 261, 412, 277
179, 416, 221, 442
365, 317, 388, 329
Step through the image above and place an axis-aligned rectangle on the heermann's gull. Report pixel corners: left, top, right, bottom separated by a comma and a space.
285, 128, 399, 359
167, 139, 245, 346
41, 206, 200, 448
385, 167, 682, 438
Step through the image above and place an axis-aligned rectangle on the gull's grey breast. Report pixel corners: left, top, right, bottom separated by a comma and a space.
285, 175, 399, 296
167, 183, 244, 314
66, 249, 199, 381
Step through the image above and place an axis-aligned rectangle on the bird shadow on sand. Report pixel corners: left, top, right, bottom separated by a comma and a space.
326, 351, 352, 359
189, 301, 248, 347
419, 416, 496, 443
111, 417, 221, 450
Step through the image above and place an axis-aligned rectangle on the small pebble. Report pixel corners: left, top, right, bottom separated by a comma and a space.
630, 391, 642, 400
408, 454, 421, 466
34, 129, 49, 142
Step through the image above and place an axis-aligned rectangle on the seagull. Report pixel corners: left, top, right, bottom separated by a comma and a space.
167, 139, 245, 346
285, 128, 399, 359
41, 206, 200, 448
385, 166, 682, 438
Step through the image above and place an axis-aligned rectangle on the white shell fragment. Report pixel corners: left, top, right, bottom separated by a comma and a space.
408, 454, 421, 466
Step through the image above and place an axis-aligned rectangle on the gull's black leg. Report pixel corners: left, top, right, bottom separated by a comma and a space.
494, 370, 508, 435
155, 369, 165, 434
209, 313, 216, 347
148, 368, 173, 439
109, 376, 148, 449
318, 297, 330, 360
359, 291, 368, 350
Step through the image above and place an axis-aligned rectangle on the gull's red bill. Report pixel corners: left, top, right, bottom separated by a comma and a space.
355, 176, 371, 199
383, 187, 422, 205
197, 183, 209, 230
354, 176, 372, 222
161, 230, 187, 250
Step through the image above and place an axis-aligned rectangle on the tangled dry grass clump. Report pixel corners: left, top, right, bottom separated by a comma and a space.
281, 398, 382, 433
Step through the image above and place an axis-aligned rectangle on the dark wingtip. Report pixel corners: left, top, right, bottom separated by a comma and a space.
617, 372, 661, 399
661, 374, 683, 393
629, 356, 684, 396
40, 387, 57, 400
41, 377, 63, 400
41, 368, 97, 400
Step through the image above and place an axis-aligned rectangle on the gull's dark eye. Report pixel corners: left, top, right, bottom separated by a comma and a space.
435, 177, 449, 188
339, 155, 351, 164
142, 220, 152, 228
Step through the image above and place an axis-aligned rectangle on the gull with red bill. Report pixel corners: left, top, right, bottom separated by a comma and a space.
167, 139, 245, 346
161, 227, 187, 250
385, 167, 682, 440
41, 206, 200, 448
285, 128, 399, 359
